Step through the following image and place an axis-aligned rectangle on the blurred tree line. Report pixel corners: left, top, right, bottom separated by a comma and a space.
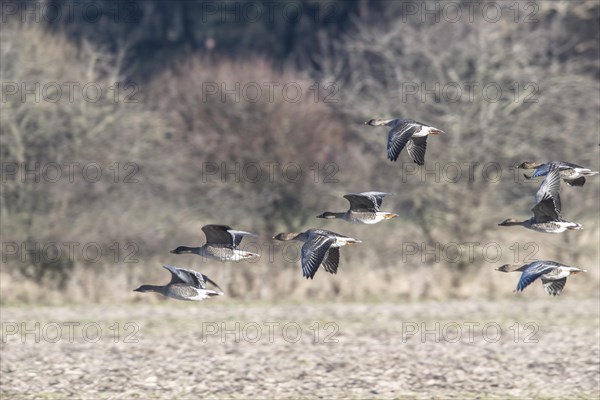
16, 0, 599, 79
36, 0, 373, 76
1, 0, 599, 303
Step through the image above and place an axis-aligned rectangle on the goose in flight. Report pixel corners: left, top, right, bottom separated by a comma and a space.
317, 192, 398, 224
496, 261, 586, 296
499, 168, 582, 233
133, 265, 223, 301
365, 118, 444, 165
273, 229, 361, 279
518, 161, 598, 187
170, 224, 259, 261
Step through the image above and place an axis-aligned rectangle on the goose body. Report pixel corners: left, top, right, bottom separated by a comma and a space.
499, 168, 582, 233
519, 161, 598, 187
134, 265, 223, 301
170, 224, 259, 261
496, 261, 586, 295
273, 229, 361, 279
365, 118, 444, 165
511, 219, 582, 233
317, 192, 398, 224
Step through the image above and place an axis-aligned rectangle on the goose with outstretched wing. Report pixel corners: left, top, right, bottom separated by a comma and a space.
496, 261, 586, 296
170, 224, 259, 261
273, 229, 361, 279
134, 265, 223, 301
519, 161, 598, 187
317, 191, 398, 224
499, 168, 582, 233
365, 118, 444, 165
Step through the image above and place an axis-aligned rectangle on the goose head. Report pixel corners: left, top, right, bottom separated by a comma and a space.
170, 246, 195, 254
316, 211, 339, 219
518, 161, 542, 170
498, 218, 522, 226
272, 232, 301, 241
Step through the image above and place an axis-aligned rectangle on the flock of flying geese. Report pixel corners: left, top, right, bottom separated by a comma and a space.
134, 118, 598, 300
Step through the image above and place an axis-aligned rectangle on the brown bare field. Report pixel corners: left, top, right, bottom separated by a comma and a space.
2, 298, 599, 399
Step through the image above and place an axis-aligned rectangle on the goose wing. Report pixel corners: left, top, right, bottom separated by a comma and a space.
301, 234, 335, 279
321, 247, 340, 275
556, 161, 584, 170
531, 198, 560, 222
309, 228, 347, 238
530, 161, 583, 178
355, 191, 392, 208
343, 192, 385, 211
529, 162, 555, 178
202, 224, 235, 246
163, 265, 223, 291
406, 136, 428, 166
532, 169, 562, 222
565, 176, 586, 187
515, 262, 555, 293
541, 277, 567, 296
227, 229, 257, 248
386, 121, 423, 162
364, 192, 392, 208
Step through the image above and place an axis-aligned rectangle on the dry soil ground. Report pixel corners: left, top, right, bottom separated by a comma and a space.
1, 298, 599, 399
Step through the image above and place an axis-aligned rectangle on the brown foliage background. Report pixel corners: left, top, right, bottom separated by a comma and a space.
1, 1, 598, 304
